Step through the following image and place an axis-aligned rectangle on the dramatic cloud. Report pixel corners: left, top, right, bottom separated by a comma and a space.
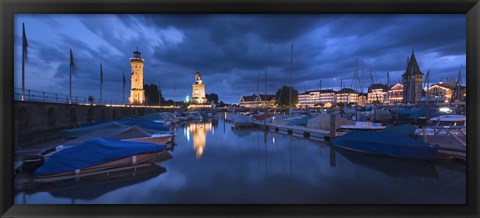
14, 14, 466, 103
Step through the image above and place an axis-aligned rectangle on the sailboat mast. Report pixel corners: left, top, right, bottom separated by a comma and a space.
289, 44, 293, 115
386, 71, 390, 104
264, 68, 267, 126
319, 80, 322, 107
424, 70, 430, 104
355, 60, 358, 92
257, 73, 260, 108
409, 61, 414, 105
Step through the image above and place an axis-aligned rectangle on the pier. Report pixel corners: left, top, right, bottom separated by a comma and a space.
253, 121, 330, 141
14, 100, 177, 148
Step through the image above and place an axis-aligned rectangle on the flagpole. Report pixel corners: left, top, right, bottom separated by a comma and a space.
158, 83, 161, 107
100, 63, 103, 104
69, 48, 72, 104
123, 72, 125, 105
289, 43, 293, 115
21, 23, 27, 101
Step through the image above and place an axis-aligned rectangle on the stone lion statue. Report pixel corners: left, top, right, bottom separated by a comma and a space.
195, 72, 202, 84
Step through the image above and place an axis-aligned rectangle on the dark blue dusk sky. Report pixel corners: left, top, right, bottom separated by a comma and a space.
14, 14, 466, 104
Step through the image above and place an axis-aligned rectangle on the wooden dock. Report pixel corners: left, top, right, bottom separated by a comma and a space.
252, 121, 465, 161
253, 121, 338, 142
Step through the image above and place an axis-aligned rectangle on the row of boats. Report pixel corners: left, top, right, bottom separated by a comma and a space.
227, 108, 466, 160
15, 111, 211, 190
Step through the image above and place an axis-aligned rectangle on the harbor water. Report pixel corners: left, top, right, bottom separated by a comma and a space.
15, 113, 466, 204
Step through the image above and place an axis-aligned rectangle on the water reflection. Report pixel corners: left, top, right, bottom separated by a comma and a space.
18, 165, 166, 203
335, 148, 439, 178
185, 122, 213, 159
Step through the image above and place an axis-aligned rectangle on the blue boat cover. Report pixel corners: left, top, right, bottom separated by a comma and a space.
63, 119, 169, 139
62, 122, 128, 139
332, 131, 439, 159
139, 113, 166, 121
381, 124, 417, 136
117, 119, 169, 131
34, 137, 165, 176
394, 108, 449, 120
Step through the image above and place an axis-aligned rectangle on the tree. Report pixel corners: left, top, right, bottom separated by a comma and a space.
206, 93, 219, 104
218, 101, 227, 107
275, 86, 299, 108
165, 99, 174, 106
144, 84, 165, 105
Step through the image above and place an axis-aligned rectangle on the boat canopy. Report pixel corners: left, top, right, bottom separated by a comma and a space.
394, 108, 447, 120
381, 124, 417, 136
65, 126, 152, 146
34, 137, 165, 176
332, 131, 439, 159
117, 119, 170, 131
62, 122, 128, 139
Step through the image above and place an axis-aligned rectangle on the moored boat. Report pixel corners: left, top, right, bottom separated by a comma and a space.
253, 112, 274, 120
62, 118, 170, 139
17, 138, 172, 183
332, 130, 439, 160
230, 113, 256, 128
415, 114, 466, 148
63, 126, 172, 146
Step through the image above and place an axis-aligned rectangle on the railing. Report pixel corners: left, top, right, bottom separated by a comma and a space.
14, 88, 126, 105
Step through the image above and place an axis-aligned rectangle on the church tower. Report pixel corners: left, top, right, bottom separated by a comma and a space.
402, 50, 424, 104
129, 47, 145, 105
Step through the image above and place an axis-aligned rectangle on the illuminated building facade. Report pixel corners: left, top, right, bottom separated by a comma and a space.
367, 84, 388, 104
298, 89, 336, 107
357, 94, 367, 106
424, 83, 453, 103
335, 88, 358, 104
129, 48, 145, 105
239, 94, 276, 108
387, 83, 404, 103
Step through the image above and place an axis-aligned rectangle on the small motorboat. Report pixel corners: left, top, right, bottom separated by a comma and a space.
17, 137, 171, 183
332, 130, 439, 160
65, 126, 172, 145
62, 119, 170, 139
230, 114, 255, 128
415, 115, 466, 148
253, 112, 274, 120
185, 111, 203, 120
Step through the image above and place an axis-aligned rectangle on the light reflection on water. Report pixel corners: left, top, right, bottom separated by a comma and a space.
186, 122, 212, 159
15, 113, 466, 204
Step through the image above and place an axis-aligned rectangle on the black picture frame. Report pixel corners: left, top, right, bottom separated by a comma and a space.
1, 0, 479, 217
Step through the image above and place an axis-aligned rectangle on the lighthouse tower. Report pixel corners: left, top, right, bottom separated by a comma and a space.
129, 47, 145, 105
